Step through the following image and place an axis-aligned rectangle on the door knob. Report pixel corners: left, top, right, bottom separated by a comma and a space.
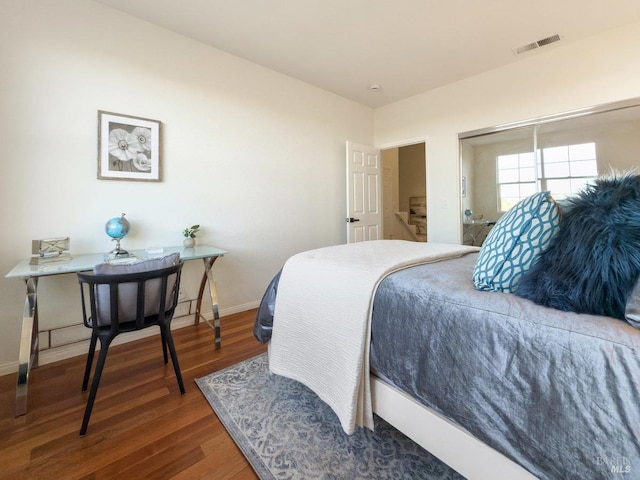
346, 217, 360, 223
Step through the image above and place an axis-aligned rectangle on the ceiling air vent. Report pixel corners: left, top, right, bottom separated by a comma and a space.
514, 34, 562, 55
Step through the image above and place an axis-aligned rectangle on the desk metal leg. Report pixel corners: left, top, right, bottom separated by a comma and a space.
15, 277, 39, 417
194, 256, 221, 349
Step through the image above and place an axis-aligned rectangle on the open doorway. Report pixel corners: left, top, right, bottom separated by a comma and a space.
381, 142, 427, 241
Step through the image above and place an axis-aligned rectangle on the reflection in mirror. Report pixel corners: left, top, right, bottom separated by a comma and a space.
459, 99, 640, 246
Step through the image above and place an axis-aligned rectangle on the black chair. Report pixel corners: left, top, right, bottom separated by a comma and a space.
77, 260, 184, 436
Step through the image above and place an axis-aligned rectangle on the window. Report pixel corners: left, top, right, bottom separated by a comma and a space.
497, 152, 537, 211
497, 142, 597, 211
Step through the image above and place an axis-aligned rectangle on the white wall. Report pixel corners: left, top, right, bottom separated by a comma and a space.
398, 144, 426, 213
381, 148, 405, 240
4, 1, 640, 375
0, 0, 373, 372
374, 20, 640, 243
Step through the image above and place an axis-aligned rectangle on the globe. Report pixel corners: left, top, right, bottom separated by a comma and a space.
105, 213, 130, 256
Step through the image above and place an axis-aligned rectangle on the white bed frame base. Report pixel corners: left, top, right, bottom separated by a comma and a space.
371, 376, 537, 480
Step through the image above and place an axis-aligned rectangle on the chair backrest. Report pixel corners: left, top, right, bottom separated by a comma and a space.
78, 253, 182, 330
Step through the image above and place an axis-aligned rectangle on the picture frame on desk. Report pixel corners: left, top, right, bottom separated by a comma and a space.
30, 237, 72, 265
97, 110, 161, 182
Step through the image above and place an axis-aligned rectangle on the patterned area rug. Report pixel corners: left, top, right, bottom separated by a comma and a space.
196, 353, 465, 480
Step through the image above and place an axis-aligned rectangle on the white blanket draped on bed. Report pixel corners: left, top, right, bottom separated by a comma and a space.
268, 240, 479, 434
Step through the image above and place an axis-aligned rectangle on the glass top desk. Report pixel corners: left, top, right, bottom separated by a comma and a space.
5, 244, 227, 417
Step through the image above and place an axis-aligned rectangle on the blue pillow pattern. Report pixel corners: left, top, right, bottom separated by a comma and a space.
473, 191, 560, 293
516, 173, 640, 321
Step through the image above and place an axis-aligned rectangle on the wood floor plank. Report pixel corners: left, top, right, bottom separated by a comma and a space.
0, 309, 265, 480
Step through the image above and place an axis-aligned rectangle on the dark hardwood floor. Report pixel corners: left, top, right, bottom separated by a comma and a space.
0, 309, 267, 480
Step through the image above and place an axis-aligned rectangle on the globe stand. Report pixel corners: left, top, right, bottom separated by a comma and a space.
109, 238, 129, 257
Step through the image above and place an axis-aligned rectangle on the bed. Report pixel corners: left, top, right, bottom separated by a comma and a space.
256, 250, 640, 479
255, 175, 640, 480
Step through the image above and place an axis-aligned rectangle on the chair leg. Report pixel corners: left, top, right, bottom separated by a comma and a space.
82, 333, 98, 392
160, 327, 168, 364
161, 324, 185, 394
80, 336, 112, 436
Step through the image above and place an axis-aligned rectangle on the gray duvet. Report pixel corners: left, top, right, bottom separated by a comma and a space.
255, 253, 640, 479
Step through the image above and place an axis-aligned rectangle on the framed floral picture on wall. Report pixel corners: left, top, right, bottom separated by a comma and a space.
98, 111, 161, 181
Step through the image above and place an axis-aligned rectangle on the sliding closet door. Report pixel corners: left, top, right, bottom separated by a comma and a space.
536, 105, 640, 199
459, 98, 640, 245
460, 126, 535, 245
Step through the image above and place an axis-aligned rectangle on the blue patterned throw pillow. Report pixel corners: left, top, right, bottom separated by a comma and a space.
473, 191, 560, 293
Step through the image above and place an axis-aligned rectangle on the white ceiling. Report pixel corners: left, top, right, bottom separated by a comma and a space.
94, 0, 640, 108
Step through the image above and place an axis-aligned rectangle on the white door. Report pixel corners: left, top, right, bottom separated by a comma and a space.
346, 142, 382, 243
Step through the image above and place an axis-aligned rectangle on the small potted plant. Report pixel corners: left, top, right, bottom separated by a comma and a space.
183, 224, 200, 248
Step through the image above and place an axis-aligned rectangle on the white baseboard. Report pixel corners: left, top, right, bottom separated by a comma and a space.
0, 300, 261, 377
0, 362, 18, 377
219, 300, 260, 316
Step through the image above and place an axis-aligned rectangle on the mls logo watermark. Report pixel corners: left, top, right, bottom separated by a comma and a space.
597, 455, 632, 474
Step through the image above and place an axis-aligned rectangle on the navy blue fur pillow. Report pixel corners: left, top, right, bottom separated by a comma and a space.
516, 173, 640, 320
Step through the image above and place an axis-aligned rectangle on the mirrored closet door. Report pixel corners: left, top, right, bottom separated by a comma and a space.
459, 97, 640, 246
